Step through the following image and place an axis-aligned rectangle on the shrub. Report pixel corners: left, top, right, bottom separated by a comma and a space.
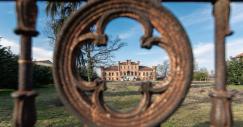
0, 45, 53, 88
193, 68, 209, 81
227, 58, 243, 85
33, 65, 53, 87
0, 45, 18, 88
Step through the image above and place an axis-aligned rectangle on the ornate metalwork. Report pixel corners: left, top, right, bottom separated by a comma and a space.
10, 0, 243, 127
53, 0, 193, 126
12, 0, 38, 127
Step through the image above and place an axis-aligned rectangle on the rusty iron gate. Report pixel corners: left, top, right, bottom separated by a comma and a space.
9, 0, 242, 126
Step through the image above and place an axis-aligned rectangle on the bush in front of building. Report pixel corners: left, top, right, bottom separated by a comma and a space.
0, 45, 18, 89
33, 65, 53, 87
227, 58, 243, 85
193, 68, 209, 81
0, 45, 53, 89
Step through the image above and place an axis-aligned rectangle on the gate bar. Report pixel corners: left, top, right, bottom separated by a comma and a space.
12, 0, 38, 127
50, 0, 243, 2
209, 0, 235, 127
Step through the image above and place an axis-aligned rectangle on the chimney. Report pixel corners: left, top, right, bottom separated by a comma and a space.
128, 59, 131, 64
137, 61, 140, 65
118, 61, 120, 71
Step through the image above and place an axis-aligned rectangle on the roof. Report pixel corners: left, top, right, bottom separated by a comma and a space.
139, 66, 153, 71
34, 60, 53, 67
119, 62, 138, 65
103, 66, 118, 71
103, 65, 154, 71
234, 53, 243, 58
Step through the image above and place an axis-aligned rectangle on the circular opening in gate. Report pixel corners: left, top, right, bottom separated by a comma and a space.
99, 17, 171, 112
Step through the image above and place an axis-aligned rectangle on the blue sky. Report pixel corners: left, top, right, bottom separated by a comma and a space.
1, 2, 243, 72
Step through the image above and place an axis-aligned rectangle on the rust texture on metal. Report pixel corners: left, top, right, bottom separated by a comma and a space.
209, 0, 235, 127
10, 0, 238, 127
12, 0, 38, 127
53, 0, 193, 126
3, 0, 243, 1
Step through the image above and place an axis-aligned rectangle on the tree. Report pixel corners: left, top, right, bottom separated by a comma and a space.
156, 60, 169, 79
193, 67, 209, 81
0, 44, 54, 88
45, 2, 126, 81
45, 2, 84, 44
194, 60, 199, 72
33, 65, 53, 86
0, 44, 18, 88
227, 58, 243, 85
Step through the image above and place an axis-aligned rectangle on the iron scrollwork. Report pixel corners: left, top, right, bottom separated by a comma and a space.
53, 0, 193, 126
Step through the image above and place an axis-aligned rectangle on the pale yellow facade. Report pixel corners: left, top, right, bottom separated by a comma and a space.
101, 60, 156, 81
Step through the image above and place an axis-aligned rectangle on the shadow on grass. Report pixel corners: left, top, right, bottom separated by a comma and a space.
104, 91, 140, 96
192, 121, 209, 127
191, 84, 213, 88
0, 89, 14, 96
34, 84, 54, 88
193, 121, 243, 127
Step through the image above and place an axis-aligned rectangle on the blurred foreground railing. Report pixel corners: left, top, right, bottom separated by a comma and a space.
11, 0, 242, 127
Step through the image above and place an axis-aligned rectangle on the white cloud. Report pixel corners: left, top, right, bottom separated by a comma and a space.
0, 38, 19, 54
135, 51, 160, 56
0, 37, 53, 61
143, 59, 169, 67
177, 4, 243, 27
32, 47, 53, 61
118, 25, 141, 39
193, 38, 243, 71
193, 42, 214, 70
226, 38, 243, 58
179, 6, 212, 27
231, 3, 243, 25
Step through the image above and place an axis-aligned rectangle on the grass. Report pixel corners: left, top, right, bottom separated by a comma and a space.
1, 83, 243, 127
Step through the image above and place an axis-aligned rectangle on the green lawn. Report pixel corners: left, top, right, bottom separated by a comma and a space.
1, 83, 243, 127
